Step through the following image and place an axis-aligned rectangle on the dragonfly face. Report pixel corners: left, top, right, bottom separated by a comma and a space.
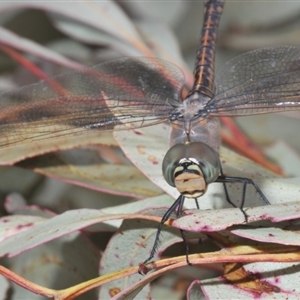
162, 141, 221, 198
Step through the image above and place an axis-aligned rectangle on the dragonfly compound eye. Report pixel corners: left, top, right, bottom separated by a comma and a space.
162, 142, 221, 198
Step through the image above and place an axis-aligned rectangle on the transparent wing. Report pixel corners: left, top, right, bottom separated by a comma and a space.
0, 57, 185, 148
208, 46, 300, 115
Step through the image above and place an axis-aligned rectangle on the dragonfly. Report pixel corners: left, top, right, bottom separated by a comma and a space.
1, 0, 300, 271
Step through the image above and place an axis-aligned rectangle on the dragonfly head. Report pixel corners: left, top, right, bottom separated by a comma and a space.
173, 158, 207, 198
162, 142, 221, 198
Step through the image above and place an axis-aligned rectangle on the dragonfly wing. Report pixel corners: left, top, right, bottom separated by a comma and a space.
209, 46, 300, 116
0, 57, 184, 148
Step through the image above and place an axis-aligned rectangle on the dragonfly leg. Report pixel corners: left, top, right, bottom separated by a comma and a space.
180, 228, 192, 266
221, 180, 248, 222
218, 175, 270, 205
217, 174, 248, 222
217, 169, 270, 222
195, 198, 200, 209
176, 196, 192, 266
138, 194, 185, 274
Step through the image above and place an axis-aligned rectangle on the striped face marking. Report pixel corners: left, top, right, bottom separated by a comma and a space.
173, 158, 207, 198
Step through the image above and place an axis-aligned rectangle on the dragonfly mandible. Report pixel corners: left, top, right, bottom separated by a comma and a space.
1, 0, 300, 271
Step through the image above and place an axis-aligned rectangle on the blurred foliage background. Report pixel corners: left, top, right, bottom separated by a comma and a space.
0, 1, 300, 299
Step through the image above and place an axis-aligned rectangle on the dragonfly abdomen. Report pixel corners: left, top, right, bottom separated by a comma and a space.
190, 0, 224, 98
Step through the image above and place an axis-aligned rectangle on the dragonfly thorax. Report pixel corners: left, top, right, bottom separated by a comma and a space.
162, 141, 221, 198
179, 91, 211, 121
169, 91, 218, 147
